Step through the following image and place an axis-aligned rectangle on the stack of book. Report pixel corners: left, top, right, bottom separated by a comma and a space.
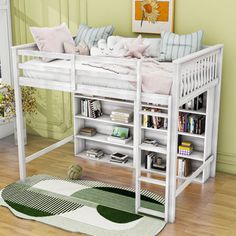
81, 99, 102, 118
178, 113, 205, 134
179, 141, 193, 156
79, 127, 97, 137
142, 108, 168, 130
177, 158, 192, 177
86, 149, 104, 159
110, 152, 129, 164
110, 109, 133, 124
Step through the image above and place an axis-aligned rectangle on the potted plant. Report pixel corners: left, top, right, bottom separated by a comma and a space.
0, 82, 37, 143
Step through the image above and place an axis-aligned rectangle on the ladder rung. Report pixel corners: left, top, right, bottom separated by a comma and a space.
139, 176, 166, 186
139, 110, 168, 118
138, 207, 165, 219
139, 143, 167, 154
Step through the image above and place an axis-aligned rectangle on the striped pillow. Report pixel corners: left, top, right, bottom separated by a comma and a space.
159, 31, 203, 62
75, 24, 114, 49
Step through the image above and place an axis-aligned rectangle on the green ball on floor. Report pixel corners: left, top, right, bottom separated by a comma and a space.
67, 164, 83, 180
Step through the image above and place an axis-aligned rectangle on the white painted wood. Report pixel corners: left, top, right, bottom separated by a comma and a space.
139, 176, 166, 186
167, 62, 180, 223
12, 47, 26, 181
26, 135, 73, 163
139, 143, 167, 154
134, 60, 142, 214
176, 155, 214, 197
211, 47, 224, 177
12, 41, 224, 223
138, 207, 165, 219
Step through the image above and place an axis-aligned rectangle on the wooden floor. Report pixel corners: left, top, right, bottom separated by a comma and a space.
0, 135, 236, 236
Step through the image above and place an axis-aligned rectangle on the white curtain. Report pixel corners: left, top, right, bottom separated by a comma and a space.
0, 0, 12, 85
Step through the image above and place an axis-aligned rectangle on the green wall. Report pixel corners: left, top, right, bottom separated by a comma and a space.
11, 0, 236, 174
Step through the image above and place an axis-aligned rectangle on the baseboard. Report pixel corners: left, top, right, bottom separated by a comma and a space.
217, 152, 236, 175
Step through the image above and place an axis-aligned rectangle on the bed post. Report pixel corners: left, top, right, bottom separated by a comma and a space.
167, 62, 181, 223
210, 46, 224, 177
12, 47, 26, 181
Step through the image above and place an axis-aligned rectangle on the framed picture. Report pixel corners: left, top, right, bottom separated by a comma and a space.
132, 0, 175, 34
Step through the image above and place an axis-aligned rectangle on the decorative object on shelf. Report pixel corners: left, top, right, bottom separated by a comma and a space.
132, 0, 175, 34
152, 156, 166, 171
179, 141, 193, 156
67, 164, 83, 180
79, 127, 97, 137
182, 93, 205, 111
110, 108, 133, 124
108, 126, 132, 144
178, 113, 205, 134
110, 152, 129, 164
177, 158, 192, 177
81, 99, 102, 118
86, 149, 104, 159
143, 138, 159, 146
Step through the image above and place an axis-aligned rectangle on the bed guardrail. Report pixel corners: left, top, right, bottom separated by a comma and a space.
174, 44, 224, 106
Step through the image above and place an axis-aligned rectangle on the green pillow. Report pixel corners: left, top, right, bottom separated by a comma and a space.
159, 30, 203, 62
75, 24, 114, 49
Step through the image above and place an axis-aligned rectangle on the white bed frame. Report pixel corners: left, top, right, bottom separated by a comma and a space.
12, 43, 223, 223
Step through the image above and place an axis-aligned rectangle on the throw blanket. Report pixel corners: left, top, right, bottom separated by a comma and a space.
82, 59, 174, 95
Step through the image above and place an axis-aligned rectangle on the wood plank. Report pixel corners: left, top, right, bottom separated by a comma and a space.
0, 135, 236, 236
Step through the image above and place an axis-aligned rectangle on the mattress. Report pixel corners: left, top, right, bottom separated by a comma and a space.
22, 59, 174, 94
23, 59, 135, 91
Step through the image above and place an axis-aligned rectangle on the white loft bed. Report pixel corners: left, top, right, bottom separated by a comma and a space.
12, 42, 223, 223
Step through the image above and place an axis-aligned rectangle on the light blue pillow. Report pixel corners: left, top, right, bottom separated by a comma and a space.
159, 31, 203, 62
75, 24, 114, 49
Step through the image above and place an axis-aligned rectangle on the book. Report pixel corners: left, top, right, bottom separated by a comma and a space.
79, 127, 97, 136
177, 158, 192, 177
111, 109, 133, 118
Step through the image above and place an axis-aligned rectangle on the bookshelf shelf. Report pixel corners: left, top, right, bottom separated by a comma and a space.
177, 150, 204, 161
76, 133, 133, 149
74, 94, 133, 106
141, 163, 166, 176
74, 91, 210, 188
178, 132, 205, 139
75, 114, 134, 127
179, 107, 206, 116
141, 126, 168, 133
76, 151, 133, 169
140, 143, 167, 154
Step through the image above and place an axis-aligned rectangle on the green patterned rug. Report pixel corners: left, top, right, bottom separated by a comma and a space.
0, 175, 166, 236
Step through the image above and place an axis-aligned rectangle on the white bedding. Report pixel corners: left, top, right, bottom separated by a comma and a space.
22, 59, 174, 95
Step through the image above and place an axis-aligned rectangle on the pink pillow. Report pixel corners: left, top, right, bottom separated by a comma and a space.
30, 23, 74, 60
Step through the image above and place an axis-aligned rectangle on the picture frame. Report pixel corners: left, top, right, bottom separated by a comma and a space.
132, 0, 175, 34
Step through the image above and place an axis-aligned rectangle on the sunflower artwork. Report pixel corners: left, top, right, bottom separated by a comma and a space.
132, 0, 174, 34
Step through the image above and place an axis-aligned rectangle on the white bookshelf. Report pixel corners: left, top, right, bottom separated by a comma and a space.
74, 92, 209, 184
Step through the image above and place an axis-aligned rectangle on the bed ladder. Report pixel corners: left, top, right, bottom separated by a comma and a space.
134, 60, 172, 222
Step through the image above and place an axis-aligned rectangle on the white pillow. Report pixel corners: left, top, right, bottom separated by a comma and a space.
107, 36, 161, 58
